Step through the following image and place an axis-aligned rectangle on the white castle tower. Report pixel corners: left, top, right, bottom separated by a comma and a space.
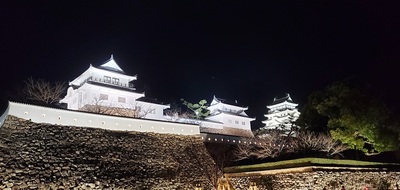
199, 96, 255, 138
207, 96, 254, 130
261, 93, 300, 133
60, 55, 169, 120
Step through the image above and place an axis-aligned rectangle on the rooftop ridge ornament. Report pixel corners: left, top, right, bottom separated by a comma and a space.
286, 93, 292, 101
98, 55, 125, 74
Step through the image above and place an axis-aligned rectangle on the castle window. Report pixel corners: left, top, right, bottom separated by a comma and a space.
104, 76, 111, 83
118, 97, 126, 103
100, 93, 108, 100
242, 121, 245, 125
235, 121, 239, 124
112, 78, 119, 84
228, 119, 232, 123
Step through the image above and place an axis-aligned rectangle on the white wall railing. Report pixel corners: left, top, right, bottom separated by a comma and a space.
8, 102, 200, 135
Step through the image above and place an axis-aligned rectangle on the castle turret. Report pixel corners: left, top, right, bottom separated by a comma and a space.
60, 55, 169, 120
261, 93, 300, 133
200, 96, 255, 138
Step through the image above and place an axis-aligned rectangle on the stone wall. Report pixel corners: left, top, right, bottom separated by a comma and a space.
227, 170, 400, 190
2, 115, 399, 190
0, 116, 217, 189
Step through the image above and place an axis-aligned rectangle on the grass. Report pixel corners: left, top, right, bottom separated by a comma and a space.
224, 157, 400, 173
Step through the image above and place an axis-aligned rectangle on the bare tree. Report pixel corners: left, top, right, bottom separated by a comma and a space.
319, 133, 348, 157
165, 108, 182, 121
235, 131, 296, 160
80, 98, 124, 115
293, 131, 348, 157
164, 108, 196, 124
80, 98, 105, 113
205, 142, 236, 175
23, 77, 66, 105
295, 131, 324, 152
80, 99, 155, 119
236, 130, 348, 160
235, 138, 258, 161
128, 101, 156, 118
136, 106, 155, 118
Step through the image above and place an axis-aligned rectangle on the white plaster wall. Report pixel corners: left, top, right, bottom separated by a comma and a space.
8, 102, 199, 135
70, 90, 79, 110
62, 84, 167, 121
222, 114, 252, 130
265, 109, 299, 119
205, 113, 252, 130
92, 85, 143, 107
200, 120, 223, 129
64, 83, 145, 110
90, 67, 134, 85
263, 109, 300, 130
62, 87, 80, 110
136, 101, 167, 121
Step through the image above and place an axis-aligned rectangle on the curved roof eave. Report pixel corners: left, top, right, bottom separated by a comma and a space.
267, 101, 298, 108
69, 65, 93, 86
208, 112, 255, 120
91, 66, 137, 80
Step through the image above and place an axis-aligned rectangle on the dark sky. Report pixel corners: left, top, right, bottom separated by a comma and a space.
1, 1, 400, 128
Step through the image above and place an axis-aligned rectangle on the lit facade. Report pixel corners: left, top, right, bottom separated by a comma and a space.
60, 55, 169, 120
206, 96, 253, 130
261, 93, 300, 133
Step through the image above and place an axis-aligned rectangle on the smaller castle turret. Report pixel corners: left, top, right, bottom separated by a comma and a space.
260, 93, 300, 133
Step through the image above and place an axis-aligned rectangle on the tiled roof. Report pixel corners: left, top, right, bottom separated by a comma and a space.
97, 55, 126, 74
214, 96, 246, 107
270, 93, 296, 105
85, 80, 140, 92
207, 111, 252, 119
136, 97, 166, 105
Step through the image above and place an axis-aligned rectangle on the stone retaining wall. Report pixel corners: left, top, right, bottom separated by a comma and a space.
2, 115, 399, 190
0, 116, 217, 189
227, 170, 400, 190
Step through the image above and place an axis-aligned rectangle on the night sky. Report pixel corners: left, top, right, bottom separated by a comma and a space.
2, 1, 400, 129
